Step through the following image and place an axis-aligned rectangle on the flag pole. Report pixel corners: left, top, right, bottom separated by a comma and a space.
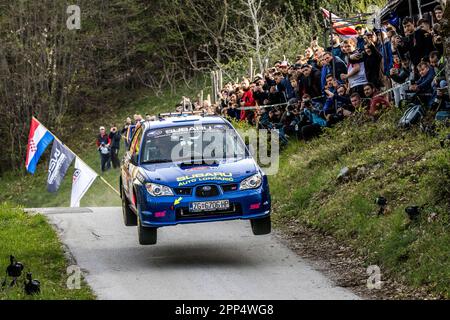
32, 117, 120, 196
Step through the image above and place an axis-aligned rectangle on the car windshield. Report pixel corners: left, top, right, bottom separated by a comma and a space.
141, 123, 247, 164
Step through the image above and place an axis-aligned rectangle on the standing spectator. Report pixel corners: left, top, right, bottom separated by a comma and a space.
402, 17, 435, 69
320, 52, 347, 90
363, 41, 383, 89
121, 117, 132, 150
328, 33, 346, 62
355, 26, 366, 51
297, 64, 322, 99
240, 79, 256, 123
96, 126, 111, 172
279, 61, 295, 100
109, 126, 121, 169
374, 29, 393, 78
341, 39, 368, 97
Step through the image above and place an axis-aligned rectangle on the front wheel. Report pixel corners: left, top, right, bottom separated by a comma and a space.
250, 216, 271, 235
138, 216, 157, 245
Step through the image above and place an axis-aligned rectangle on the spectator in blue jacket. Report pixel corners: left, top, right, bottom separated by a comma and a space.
409, 61, 436, 106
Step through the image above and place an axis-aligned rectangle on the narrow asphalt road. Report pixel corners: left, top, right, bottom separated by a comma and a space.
32, 207, 360, 300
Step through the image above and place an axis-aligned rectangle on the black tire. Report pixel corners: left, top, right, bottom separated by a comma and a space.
250, 216, 271, 235
138, 216, 157, 245
122, 192, 137, 226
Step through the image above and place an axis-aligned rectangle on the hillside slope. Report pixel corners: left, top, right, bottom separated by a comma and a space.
270, 109, 450, 298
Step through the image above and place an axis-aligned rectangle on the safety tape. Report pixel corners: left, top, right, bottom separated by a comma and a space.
374, 81, 411, 98
236, 95, 326, 111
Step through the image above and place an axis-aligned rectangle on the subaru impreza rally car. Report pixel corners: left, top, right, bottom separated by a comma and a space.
120, 114, 271, 245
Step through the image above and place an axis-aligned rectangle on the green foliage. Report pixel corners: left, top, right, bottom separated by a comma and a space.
270, 110, 450, 298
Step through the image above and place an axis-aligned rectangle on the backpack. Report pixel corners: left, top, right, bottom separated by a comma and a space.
398, 105, 426, 128
435, 110, 450, 122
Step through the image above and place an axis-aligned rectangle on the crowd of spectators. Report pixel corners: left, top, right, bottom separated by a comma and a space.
187, 5, 448, 142
96, 5, 449, 170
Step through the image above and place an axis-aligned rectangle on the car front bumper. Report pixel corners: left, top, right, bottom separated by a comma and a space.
137, 185, 271, 228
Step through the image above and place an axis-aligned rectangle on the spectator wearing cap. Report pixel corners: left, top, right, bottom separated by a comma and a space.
252, 76, 269, 106
279, 61, 295, 101
96, 126, 111, 172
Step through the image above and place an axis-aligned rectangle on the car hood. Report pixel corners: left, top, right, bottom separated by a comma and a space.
140, 158, 258, 188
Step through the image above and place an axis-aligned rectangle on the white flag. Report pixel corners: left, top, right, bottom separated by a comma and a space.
70, 158, 98, 208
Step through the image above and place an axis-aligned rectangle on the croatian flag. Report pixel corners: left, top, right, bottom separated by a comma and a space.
26, 117, 54, 174
321, 8, 358, 37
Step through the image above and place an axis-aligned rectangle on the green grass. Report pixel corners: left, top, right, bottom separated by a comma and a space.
0, 203, 94, 300
270, 109, 450, 298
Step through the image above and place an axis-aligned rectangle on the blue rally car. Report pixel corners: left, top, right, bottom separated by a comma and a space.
120, 113, 271, 245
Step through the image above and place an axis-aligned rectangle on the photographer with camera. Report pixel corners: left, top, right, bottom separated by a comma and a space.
96, 126, 111, 172
297, 94, 327, 141
109, 126, 121, 169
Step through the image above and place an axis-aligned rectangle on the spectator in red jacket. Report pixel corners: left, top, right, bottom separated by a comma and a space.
240, 79, 256, 123
363, 83, 391, 118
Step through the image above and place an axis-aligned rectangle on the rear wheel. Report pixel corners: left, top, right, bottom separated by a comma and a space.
138, 216, 157, 245
122, 190, 137, 226
250, 216, 271, 235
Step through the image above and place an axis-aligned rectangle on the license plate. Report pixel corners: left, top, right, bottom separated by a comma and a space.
190, 200, 230, 213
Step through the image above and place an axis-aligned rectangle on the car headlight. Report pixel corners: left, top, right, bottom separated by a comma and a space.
145, 183, 174, 196
240, 173, 262, 190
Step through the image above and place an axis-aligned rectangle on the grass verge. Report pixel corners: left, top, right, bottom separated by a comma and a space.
0, 203, 94, 300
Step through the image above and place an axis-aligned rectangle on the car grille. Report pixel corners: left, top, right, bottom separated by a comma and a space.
174, 187, 192, 196
195, 185, 220, 197
176, 203, 242, 220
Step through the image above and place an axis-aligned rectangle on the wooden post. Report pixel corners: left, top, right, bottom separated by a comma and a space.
219, 70, 223, 91
211, 71, 216, 105
200, 90, 204, 110
215, 70, 220, 100
417, 0, 423, 19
